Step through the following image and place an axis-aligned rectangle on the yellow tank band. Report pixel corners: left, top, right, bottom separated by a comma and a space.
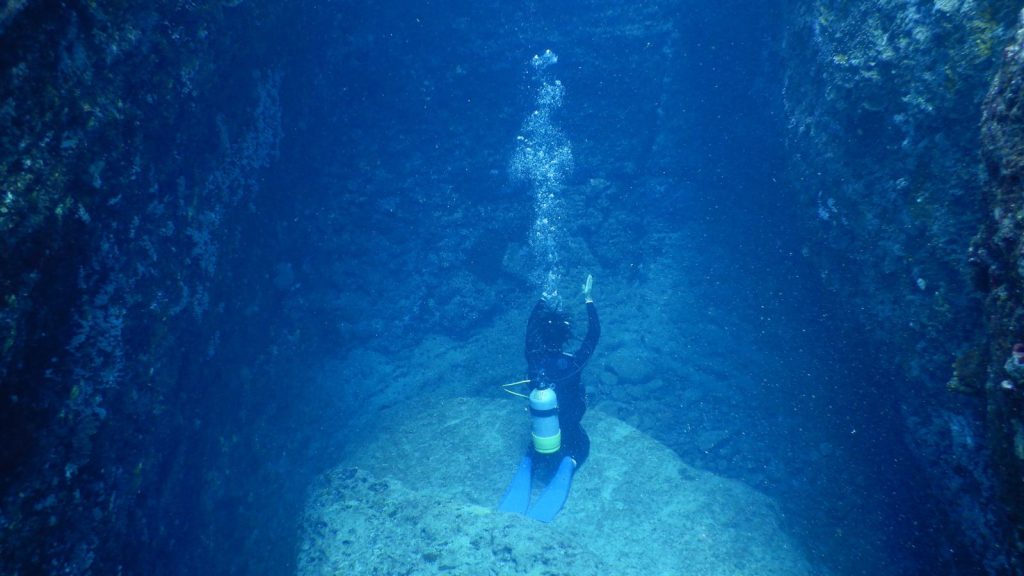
532, 431, 562, 454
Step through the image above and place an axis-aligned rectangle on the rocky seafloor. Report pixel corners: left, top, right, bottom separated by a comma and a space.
298, 396, 814, 576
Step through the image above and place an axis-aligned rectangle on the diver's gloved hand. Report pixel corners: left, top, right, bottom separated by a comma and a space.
582, 274, 594, 304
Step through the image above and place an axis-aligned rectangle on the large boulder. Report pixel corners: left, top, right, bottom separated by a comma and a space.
298, 395, 815, 575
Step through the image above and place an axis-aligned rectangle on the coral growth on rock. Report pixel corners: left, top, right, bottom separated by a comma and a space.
972, 8, 1024, 567
783, 0, 1023, 571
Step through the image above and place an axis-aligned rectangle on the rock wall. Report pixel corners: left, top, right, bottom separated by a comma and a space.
783, 0, 1016, 381
0, 2, 293, 573
975, 10, 1024, 569
782, 0, 1021, 571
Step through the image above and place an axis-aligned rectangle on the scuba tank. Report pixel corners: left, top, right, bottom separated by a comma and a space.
529, 381, 561, 454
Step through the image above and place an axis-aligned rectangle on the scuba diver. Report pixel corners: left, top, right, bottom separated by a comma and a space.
499, 274, 600, 522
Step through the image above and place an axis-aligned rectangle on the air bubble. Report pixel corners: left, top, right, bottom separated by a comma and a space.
509, 50, 573, 297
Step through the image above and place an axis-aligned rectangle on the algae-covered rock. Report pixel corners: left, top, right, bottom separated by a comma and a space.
298, 396, 814, 575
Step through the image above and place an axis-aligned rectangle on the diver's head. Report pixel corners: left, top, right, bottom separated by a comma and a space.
535, 303, 572, 351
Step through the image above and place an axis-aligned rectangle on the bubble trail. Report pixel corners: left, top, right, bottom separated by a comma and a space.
509, 49, 573, 301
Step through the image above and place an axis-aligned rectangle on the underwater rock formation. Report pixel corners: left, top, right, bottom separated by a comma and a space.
783, 0, 1023, 571
783, 0, 1017, 381
0, 3, 293, 574
299, 396, 815, 575
974, 8, 1024, 569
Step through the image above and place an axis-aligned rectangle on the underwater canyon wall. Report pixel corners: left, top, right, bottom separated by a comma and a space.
783, 0, 1024, 571
0, 2, 301, 573
976, 12, 1024, 570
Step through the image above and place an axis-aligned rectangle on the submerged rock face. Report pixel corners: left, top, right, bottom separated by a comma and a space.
0, 3, 294, 574
782, 0, 1021, 571
975, 10, 1024, 568
783, 0, 1016, 380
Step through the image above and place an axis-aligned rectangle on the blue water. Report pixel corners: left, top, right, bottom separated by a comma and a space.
269, 3, 943, 574
0, 1, 970, 574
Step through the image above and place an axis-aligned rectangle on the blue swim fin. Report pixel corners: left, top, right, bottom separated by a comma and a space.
498, 455, 533, 514
526, 456, 575, 523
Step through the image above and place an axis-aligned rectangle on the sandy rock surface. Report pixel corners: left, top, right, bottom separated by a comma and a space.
298, 395, 814, 575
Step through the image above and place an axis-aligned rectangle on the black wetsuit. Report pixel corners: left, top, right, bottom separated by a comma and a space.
525, 300, 600, 467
